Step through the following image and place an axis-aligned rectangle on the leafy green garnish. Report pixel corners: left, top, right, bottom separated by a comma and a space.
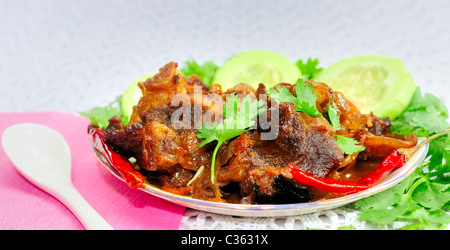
391, 88, 449, 137
180, 60, 219, 87
266, 78, 323, 117
336, 225, 357, 230
327, 100, 366, 154
197, 95, 266, 184
79, 96, 127, 130
296, 58, 323, 80
327, 100, 340, 130
335, 135, 366, 155
355, 87, 450, 230
267, 79, 365, 155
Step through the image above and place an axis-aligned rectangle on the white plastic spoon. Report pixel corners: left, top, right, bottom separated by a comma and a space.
2, 123, 113, 230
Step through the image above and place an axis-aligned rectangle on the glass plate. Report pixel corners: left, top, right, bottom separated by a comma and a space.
91, 141, 428, 217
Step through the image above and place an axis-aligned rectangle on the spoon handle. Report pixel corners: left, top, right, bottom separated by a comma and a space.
55, 184, 113, 230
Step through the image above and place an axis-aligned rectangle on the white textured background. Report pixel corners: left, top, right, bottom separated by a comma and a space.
1, 0, 450, 230
1, 0, 449, 113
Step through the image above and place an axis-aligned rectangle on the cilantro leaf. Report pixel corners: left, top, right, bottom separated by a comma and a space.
266, 78, 323, 117
327, 100, 365, 154
335, 135, 366, 155
197, 95, 266, 184
197, 123, 220, 148
391, 88, 449, 136
79, 96, 127, 130
327, 101, 340, 130
266, 84, 298, 104
355, 159, 450, 229
223, 94, 240, 119
180, 60, 219, 88
413, 179, 450, 212
294, 80, 323, 117
296, 58, 323, 80
355, 86, 450, 230
355, 166, 421, 225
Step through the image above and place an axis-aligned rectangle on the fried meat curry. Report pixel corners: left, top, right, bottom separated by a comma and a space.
101, 62, 417, 204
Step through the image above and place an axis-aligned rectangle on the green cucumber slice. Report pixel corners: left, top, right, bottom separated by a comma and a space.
315, 55, 416, 119
213, 50, 302, 91
121, 73, 154, 123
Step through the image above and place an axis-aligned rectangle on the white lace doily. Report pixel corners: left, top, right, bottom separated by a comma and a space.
179, 207, 410, 230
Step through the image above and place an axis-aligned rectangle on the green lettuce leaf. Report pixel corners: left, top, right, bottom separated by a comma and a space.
180, 60, 219, 87
79, 96, 126, 130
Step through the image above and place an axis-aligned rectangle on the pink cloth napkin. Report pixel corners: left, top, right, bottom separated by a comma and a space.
0, 112, 186, 230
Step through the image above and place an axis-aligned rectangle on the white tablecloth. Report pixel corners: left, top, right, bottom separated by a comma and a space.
2, 0, 450, 229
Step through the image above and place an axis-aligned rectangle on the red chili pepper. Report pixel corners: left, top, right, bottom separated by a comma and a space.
357, 150, 405, 185
288, 149, 406, 194
288, 164, 370, 194
88, 125, 144, 189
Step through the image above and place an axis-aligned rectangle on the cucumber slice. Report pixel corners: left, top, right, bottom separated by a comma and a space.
121, 73, 154, 123
213, 50, 302, 91
315, 55, 416, 119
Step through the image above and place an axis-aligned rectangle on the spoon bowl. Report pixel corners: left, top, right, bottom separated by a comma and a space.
2, 123, 113, 230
